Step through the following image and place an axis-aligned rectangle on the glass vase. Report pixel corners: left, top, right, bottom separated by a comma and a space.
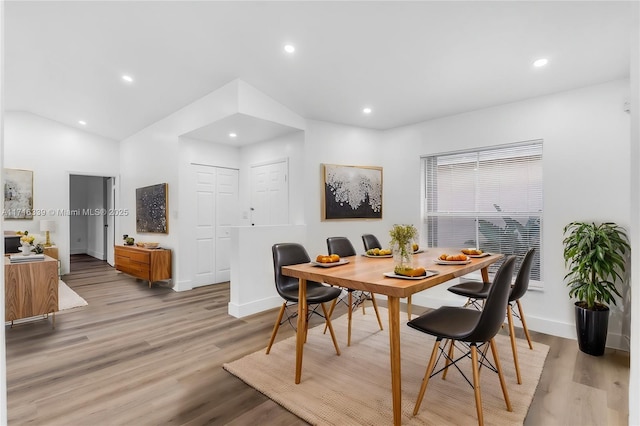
393, 241, 414, 270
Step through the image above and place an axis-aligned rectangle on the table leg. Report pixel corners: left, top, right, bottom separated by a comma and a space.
481, 266, 489, 283
295, 278, 307, 384
388, 296, 402, 426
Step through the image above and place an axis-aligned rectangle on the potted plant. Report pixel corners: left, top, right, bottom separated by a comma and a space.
562, 221, 630, 356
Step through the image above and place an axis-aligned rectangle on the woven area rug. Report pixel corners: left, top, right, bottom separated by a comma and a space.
58, 280, 88, 311
224, 306, 549, 425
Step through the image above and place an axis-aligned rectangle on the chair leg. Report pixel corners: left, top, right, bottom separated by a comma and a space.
516, 299, 534, 350
489, 338, 512, 412
323, 298, 338, 334
470, 344, 484, 426
361, 292, 367, 315
407, 295, 412, 320
413, 338, 442, 415
442, 339, 454, 380
266, 303, 286, 354
506, 304, 522, 384
321, 302, 341, 356
370, 293, 384, 330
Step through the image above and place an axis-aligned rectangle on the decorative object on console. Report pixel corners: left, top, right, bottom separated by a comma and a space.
4, 233, 21, 254
3, 168, 34, 219
322, 164, 382, 220
40, 219, 56, 247
136, 183, 168, 233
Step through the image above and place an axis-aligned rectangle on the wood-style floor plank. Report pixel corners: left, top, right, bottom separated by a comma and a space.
5, 254, 629, 425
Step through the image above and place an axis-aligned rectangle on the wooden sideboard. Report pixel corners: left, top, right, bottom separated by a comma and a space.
4, 255, 59, 326
114, 245, 171, 287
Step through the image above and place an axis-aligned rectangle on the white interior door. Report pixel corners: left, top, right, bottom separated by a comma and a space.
193, 166, 216, 287
215, 168, 239, 283
250, 159, 288, 225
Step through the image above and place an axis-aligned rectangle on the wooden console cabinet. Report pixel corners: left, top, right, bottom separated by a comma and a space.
114, 245, 171, 287
5, 255, 59, 326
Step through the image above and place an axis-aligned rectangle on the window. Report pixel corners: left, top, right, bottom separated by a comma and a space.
422, 140, 543, 285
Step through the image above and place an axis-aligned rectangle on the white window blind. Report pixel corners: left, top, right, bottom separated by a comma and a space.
422, 141, 543, 284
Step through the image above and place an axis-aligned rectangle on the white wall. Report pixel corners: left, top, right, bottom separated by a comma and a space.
628, 3, 639, 423
380, 79, 631, 349
3, 112, 119, 274
302, 120, 396, 256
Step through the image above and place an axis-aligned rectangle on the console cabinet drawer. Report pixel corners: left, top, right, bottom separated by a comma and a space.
114, 245, 171, 287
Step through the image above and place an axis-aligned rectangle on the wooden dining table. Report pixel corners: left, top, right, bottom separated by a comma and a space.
281, 247, 504, 426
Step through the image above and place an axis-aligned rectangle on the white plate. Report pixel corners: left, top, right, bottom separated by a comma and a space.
363, 253, 393, 258
433, 259, 472, 265
311, 259, 350, 268
413, 249, 425, 254
384, 270, 438, 280
467, 252, 491, 258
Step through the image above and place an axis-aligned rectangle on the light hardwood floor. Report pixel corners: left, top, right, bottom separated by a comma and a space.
5, 255, 629, 425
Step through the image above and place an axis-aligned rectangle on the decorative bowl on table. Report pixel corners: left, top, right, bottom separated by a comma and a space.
136, 242, 159, 248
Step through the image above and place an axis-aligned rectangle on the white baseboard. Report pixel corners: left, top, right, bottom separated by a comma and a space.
228, 296, 282, 318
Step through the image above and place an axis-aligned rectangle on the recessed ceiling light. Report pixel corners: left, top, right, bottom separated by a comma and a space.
122, 75, 134, 83
229, 133, 237, 138
533, 58, 548, 68
78, 120, 87, 126
363, 107, 372, 114
284, 44, 295, 54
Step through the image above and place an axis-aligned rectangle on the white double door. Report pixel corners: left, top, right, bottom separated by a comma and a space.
192, 165, 239, 287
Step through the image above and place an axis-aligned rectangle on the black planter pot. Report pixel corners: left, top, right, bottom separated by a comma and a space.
574, 301, 609, 356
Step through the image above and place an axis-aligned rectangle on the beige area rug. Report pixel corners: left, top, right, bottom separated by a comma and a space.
224, 306, 549, 425
58, 280, 88, 311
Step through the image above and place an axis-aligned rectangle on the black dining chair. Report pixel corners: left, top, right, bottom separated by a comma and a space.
446, 248, 536, 384
266, 243, 342, 356
325, 236, 383, 346
361, 233, 415, 321
361, 233, 382, 251
408, 256, 517, 426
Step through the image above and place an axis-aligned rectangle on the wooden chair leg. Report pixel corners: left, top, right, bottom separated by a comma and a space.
321, 302, 341, 356
470, 344, 484, 426
370, 293, 384, 330
361, 292, 367, 315
323, 297, 338, 334
506, 304, 522, 384
442, 339, 454, 380
490, 338, 512, 412
413, 339, 441, 415
266, 303, 286, 354
516, 299, 534, 350
407, 295, 412, 320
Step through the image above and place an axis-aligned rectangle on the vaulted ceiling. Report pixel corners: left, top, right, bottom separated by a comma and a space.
3, 1, 634, 144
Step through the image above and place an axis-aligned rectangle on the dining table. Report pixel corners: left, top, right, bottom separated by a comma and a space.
281, 247, 504, 426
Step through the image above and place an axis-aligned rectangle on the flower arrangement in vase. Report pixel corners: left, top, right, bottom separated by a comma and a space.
389, 224, 418, 270
17, 231, 35, 255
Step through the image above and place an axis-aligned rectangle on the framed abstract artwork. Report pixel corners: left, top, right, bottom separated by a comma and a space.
3, 168, 34, 219
322, 164, 383, 220
136, 183, 168, 233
